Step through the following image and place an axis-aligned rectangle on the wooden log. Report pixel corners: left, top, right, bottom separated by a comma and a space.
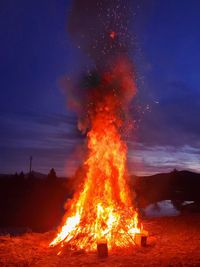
134, 231, 148, 247
97, 241, 108, 258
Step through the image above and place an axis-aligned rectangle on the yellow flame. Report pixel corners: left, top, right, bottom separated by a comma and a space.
50, 93, 143, 251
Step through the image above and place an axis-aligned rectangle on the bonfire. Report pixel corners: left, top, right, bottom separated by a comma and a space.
50, 59, 147, 253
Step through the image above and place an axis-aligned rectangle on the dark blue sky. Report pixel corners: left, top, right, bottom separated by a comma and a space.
0, 0, 200, 176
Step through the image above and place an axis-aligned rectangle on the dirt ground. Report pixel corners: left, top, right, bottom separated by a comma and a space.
0, 214, 200, 267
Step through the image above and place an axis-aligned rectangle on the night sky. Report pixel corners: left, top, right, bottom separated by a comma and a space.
0, 0, 200, 176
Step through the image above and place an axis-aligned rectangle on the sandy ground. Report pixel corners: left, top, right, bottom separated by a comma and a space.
0, 214, 200, 267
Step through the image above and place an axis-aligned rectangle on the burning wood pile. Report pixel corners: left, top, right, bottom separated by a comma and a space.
50, 0, 148, 255
50, 60, 148, 255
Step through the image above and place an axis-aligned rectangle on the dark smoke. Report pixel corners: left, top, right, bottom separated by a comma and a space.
64, 0, 137, 133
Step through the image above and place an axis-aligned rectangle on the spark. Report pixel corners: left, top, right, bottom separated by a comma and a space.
109, 31, 116, 40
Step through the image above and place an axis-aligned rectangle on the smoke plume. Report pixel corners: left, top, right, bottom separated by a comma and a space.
65, 0, 136, 134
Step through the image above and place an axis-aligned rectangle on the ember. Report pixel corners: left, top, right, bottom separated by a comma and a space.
109, 31, 116, 39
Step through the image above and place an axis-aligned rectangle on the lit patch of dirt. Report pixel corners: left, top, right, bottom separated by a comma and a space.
0, 215, 200, 266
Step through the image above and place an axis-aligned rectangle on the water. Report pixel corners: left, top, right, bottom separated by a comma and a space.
182, 200, 194, 206
144, 200, 180, 218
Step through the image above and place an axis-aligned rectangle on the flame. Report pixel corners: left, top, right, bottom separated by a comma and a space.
50, 60, 143, 252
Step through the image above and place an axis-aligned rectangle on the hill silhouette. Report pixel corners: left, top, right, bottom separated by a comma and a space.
0, 169, 199, 233
132, 169, 200, 212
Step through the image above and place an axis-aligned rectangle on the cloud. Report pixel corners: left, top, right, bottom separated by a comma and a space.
1, 79, 200, 176
135, 80, 200, 149
125, 80, 200, 175
127, 142, 200, 175
0, 111, 83, 175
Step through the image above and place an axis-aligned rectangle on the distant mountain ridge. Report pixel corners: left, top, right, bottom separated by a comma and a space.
0, 169, 199, 231
1, 169, 199, 180
132, 169, 200, 208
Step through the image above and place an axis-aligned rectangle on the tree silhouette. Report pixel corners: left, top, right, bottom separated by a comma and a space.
19, 171, 25, 180
47, 168, 57, 181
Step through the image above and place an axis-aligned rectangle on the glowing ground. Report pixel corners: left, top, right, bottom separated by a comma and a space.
0, 214, 200, 266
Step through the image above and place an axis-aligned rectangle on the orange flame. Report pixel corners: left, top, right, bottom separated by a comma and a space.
50, 60, 143, 252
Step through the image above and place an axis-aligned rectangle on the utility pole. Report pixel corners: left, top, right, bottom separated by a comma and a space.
29, 156, 33, 174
